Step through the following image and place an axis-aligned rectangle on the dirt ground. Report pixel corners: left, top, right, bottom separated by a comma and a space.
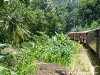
36, 61, 71, 75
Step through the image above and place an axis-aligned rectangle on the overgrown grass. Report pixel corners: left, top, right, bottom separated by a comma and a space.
69, 43, 95, 75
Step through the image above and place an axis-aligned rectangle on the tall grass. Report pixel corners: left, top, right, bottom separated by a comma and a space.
69, 43, 94, 75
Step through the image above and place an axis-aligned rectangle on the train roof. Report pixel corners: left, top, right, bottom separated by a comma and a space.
68, 27, 100, 34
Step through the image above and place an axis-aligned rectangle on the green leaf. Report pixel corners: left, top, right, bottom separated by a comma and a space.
0, 55, 5, 61
0, 66, 17, 75
0, 66, 9, 75
11, 71, 17, 75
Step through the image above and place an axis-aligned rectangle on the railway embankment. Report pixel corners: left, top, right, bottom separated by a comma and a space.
69, 43, 100, 75
85, 45, 100, 75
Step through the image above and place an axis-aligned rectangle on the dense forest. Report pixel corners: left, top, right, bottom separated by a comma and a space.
0, 0, 100, 44
0, 0, 100, 75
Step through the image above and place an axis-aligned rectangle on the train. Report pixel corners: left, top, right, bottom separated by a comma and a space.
67, 27, 100, 59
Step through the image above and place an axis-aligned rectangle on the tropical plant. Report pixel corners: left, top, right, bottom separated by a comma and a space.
14, 47, 36, 75
22, 33, 77, 66
0, 66, 16, 75
0, 0, 30, 44
90, 20, 100, 29
0, 43, 36, 75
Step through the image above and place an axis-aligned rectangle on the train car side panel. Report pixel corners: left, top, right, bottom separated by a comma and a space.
87, 31, 96, 52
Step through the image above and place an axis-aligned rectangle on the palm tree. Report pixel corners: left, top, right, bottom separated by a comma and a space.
1, 0, 30, 44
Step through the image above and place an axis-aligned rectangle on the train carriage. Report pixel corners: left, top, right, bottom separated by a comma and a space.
67, 32, 80, 41
68, 27, 100, 59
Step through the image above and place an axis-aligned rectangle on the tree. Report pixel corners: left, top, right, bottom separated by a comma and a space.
29, 0, 66, 36
78, 0, 100, 26
30, 0, 55, 12
0, 0, 30, 44
19, 0, 30, 7
27, 9, 48, 34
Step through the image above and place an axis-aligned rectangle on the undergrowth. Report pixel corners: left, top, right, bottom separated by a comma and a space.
0, 44, 36, 75
0, 33, 78, 75
21, 33, 77, 66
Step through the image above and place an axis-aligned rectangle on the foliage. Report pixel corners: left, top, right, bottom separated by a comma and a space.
30, 0, 47, 10
14, 47, 36, 75
0, 0, 30, 44
78, 0, 100, 25
0, 0, 100, 41
0, 66, 16, 75
0, 43, 36, 75
0, 0, 68, 44
57, 0, 100, 32
0, 43, 11, 51
21, 33, 77, 66
71, 19, 100, 32
27, 9, 48, 34
0, 0, 3, 7
90, 20, 100, 29
0, 44, 13, 66
30, 0, 55, 12
0, 0, 100, 74
29, 0, 67, 35
77, 0, 100, 29
19, 0, 30, 7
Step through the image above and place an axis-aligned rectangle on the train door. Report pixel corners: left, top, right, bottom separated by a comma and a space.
87, 31, 96, 52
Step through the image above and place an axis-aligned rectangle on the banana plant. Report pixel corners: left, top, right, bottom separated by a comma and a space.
0, 66, 17, 75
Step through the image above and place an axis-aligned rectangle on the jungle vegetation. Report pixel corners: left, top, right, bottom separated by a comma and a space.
0, 0, 100, 75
